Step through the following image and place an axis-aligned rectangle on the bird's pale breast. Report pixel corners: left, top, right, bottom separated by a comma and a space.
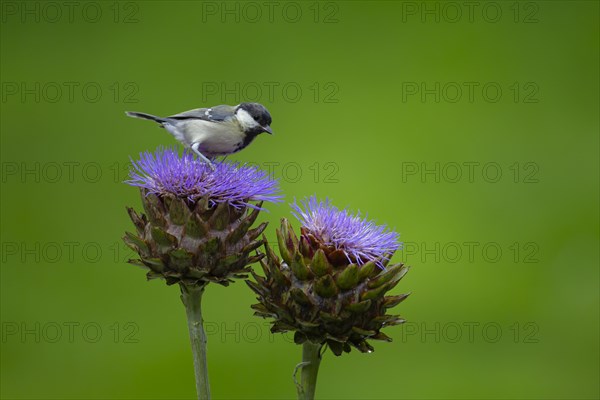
179, 119, 245, 156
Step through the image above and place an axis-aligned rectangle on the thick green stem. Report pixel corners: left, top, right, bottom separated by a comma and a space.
297, 342, 323, 400
180, 283, 211, 400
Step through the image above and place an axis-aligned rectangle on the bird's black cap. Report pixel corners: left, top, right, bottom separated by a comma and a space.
238, 102, 272, 129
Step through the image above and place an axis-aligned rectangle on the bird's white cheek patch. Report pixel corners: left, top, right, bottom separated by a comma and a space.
236, 109, 259, 130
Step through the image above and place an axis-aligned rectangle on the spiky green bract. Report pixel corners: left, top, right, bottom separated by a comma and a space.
248, 218, 410, 356
124, 190, 270, 286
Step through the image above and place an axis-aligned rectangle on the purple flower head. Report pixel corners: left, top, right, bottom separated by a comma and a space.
126, 147, 281, 209
291, 196, 400, 268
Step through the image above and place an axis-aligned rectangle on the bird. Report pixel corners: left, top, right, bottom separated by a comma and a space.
125, 103, 273, 169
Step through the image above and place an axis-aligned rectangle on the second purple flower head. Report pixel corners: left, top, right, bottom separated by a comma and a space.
248, 195, 410, 356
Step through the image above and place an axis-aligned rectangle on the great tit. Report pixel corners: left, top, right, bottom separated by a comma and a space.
126, 103, 273, 168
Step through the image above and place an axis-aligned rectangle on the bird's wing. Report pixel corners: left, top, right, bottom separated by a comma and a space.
167, 105, 236, 122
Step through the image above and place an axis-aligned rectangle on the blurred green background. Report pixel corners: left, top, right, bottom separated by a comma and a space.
1, 1, 598, 399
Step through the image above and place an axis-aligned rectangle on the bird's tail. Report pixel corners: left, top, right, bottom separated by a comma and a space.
125, 111, 166, 124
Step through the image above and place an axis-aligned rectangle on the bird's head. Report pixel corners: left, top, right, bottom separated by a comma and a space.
236, 103, 273, 135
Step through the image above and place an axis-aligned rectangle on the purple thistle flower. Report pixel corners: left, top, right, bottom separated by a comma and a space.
126, 147, 281, 209
291, 196, 400, 267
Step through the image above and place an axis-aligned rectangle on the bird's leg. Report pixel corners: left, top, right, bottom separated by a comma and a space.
191, 143, 215, 171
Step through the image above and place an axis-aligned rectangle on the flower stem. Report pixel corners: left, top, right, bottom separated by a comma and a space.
297, 342, 323, 400
180, 283, 211, 400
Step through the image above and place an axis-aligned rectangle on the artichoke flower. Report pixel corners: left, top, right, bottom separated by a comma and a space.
121, 147, 280, 400
123, 147, 281, 286
248, 196, 410, 356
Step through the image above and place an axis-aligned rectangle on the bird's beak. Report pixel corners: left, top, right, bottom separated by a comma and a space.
263, 125, 273, 135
